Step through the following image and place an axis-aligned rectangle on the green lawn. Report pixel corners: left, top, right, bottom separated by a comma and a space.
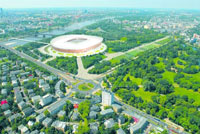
72, 80, 80, 86
173, 87, 200, 105
156, 37, 171, 45
155, 61, 165, 69
123, 74, 142, 85
130, 85, 200, 105
173, 57, 186, 69
108, 48, 115, 54
132, 87, 158, 102
110, 55, 127, 64
0, 59, 9, 64
78, 83, 94, 91
95, 90, 102, 96
162, 71, 176, 83
44, 45, 50, 53
110, 43, 162, 65
183, 72, 200, 82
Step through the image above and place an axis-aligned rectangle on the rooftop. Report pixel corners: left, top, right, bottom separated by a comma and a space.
51, 34, 103, 50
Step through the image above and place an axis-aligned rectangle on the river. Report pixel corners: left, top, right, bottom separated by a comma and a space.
0, 18, 109, 47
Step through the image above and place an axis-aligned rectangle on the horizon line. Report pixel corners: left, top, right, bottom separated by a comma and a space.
2, 7, 200, 11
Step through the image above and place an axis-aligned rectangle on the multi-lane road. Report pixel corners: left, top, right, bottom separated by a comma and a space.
0, 44, 74, 84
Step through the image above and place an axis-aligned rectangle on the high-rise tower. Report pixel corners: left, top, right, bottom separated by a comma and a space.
102, 90, 114, 106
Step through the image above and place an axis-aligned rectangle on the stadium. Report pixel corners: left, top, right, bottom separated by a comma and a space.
51, 35, 103, 53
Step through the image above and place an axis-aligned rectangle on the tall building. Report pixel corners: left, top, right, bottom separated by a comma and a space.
102, 90, 114, 106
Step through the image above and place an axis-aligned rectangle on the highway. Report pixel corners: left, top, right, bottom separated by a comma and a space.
0, 44, 75, 84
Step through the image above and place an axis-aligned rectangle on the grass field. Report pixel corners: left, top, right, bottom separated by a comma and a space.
44, 45, 50, 53
130, 85, 200, 105
162, 71, 176, 83
94, 90, 102, 96
132, 87, 158, 102
173, 57, 186, 69
78, 83, 94, 91
173, 87, 200, 105
110, 43, 162, 65
108, 48, 115, 54
156, 37, 171, 45
155, 61, 165, 69
72, 80, 80, 86
123, 74, 142, 85
0, 59, 9, 64
125, 60, 200, 105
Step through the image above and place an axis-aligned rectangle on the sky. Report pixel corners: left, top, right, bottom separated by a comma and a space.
0, 0, 200, 10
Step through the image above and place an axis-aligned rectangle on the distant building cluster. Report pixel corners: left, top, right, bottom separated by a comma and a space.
190, 33, 200, 44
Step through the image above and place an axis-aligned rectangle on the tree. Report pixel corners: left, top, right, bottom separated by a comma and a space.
77, 119, 90, 134
143, 81, 155, 92
78, 100, 91, 119
35, 101, 41, 109
63, 101, 73, 115
44, 110, 50, 117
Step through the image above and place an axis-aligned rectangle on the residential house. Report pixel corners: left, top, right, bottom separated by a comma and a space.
18, 101, 26, 110
57, 110, 66, 118
4, 109, 11, 117
90, 122, 98, 134
116, 128, 126, 134
42, 118, 52, 127
48, 99, 66, 115
51, 120, 66, 132
129, 117, 149, 134
8, 113, 22, 123
100, 108, 114, 116
22, 107, 34, 116
90, 105, 101, 112
31, 95, 41, 104
40, 94, 52, 107
14, 87, 23, 103
112, 104, 122, 113
89, 111, 98, 119
42, 84, 50, 92
1, 89, 7, 96
104, 118, 115, 129
36, 113, 45, 122
18, 124, 29, 134
118, 115, 125, 125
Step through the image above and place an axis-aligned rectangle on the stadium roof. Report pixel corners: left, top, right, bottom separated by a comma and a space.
51, 34, 103, 50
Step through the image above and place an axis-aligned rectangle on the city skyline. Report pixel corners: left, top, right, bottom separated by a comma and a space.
0, 0, 200, 10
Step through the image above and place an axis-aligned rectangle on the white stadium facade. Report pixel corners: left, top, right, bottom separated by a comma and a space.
51, 35, 103, 53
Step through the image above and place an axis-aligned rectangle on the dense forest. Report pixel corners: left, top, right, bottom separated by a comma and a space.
47, 56, 78, 74
107, 40, 200, 133
69, 19, 167, 53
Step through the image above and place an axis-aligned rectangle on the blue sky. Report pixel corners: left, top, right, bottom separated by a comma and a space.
0, 0, 200, 9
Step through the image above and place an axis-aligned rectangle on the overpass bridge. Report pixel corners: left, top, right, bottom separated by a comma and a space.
10, 38, 49, 45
